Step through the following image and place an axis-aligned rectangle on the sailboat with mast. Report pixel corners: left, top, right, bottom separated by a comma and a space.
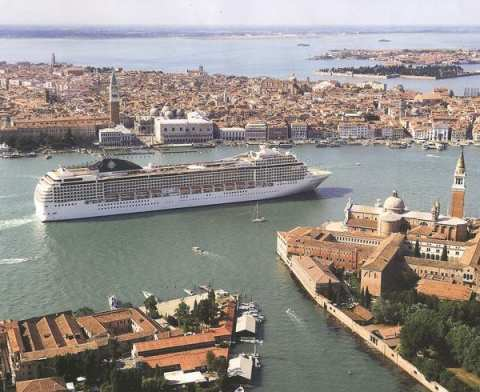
252, 202, 266, 223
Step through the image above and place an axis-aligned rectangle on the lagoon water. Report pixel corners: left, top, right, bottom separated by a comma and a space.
2, 30, 480, 94
2, 144, 480, 391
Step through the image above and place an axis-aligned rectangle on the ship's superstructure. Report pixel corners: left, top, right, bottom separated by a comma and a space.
34, 146, 330, 221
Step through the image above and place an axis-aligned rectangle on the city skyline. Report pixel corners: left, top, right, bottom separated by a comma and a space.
1, 0, 480, 26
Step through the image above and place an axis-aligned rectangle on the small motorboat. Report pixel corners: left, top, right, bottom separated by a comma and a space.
108, 295, 120, 310
192, 246, 206, 255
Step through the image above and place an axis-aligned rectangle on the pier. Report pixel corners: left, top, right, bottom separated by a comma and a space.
276, 247, 448, 392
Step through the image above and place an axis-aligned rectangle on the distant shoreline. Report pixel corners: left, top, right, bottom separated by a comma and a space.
1, 25, 480, 39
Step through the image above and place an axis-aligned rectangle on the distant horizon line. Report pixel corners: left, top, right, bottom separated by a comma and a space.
1, 23, 480, 28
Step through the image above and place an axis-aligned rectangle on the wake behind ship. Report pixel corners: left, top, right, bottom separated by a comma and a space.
34, 146, 330, 222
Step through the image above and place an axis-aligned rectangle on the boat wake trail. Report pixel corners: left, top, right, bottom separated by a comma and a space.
286, 308, 304, 325
203, 251, 224, 260
0, 215, 36, 231
0, 257, 34, 266
0, 193, 25, 199
427, 154, 440, 158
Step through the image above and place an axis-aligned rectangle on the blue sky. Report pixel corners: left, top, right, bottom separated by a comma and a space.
1, 0, 479, 25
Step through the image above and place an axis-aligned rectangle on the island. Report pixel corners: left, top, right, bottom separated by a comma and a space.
316, 64, 480, 80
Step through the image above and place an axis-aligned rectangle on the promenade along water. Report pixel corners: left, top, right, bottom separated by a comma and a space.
2, 145, 480, 391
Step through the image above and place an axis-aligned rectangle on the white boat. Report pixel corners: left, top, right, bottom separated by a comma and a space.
34, 146, 330, 222
0, 142, 10, 152
199, 284, 211, 292
239, 337, 264, 344
252, 202, 266, 223
435, 142, 447, 151
234, 386, 245, 392
108, 295, 120, 310
142, 290, 155, 300
192, 246, 206, 255
422, 142, 435, 150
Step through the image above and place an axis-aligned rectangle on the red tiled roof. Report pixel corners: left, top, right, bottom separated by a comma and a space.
16, 377, 66, 392
140, 347, 229, 371
416, 279, 472, 301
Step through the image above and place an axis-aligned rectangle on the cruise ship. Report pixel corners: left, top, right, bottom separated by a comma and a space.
34, 146, 330, 222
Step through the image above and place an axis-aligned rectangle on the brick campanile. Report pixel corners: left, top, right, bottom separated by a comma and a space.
449, 149, 466, 218
109, 71, 120, 125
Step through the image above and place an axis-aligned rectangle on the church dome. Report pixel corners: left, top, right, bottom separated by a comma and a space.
383, 190, 405, 213
379, 211, 402, 223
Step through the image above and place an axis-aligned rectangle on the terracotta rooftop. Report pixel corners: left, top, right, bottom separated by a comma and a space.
362, 233, 404, 272
293, 255, 340, 285
416, 279, 472, 301
16, 377, 66, 392
134, 332, 217, 356
139, 347, 229, 371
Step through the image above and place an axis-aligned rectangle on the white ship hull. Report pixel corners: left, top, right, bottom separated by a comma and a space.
35, 174, 328, 222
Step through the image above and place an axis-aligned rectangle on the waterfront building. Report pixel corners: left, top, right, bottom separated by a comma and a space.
134, 115, 155, 135
290, 122, 308, 141
337, 122, 370, 139
109, 71, 120, 125
245, 122, 267, 142
98, 124, 139, 147
267, 123, 289, 140
450, 123, 468, 142
154, 111, 213, 144
409, 123, 430, 140
429, 122, 450, 141
380, 127, 405, 140
277, 151, 480, 298
0, 308, 159, 383
1, 117, 109, 141
219, 127, 245, 141
288, 255, 342, 296
472, 118, 480, 142
34, 146, 330, 221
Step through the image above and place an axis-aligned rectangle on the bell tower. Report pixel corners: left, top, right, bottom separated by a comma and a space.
109, 71, 120, 125
449, 149, 466, 218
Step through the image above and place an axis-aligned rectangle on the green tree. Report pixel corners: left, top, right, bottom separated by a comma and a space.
327, 280, 334, 301
206, 350, 216, 371
416, 357, 443, 382
100, 383, 113, 392
446, 324, 475, 365
213, 356, 228, 378
144, 295, 160, 319
400, 308, 444, 359
175, 300, 191, 331
441, 245, 448, 261
463, 336, 480, 376
364, 287, 372, 308
83, 351, 100, 386
208, 289, 217, 324
414, 240, 421, 257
